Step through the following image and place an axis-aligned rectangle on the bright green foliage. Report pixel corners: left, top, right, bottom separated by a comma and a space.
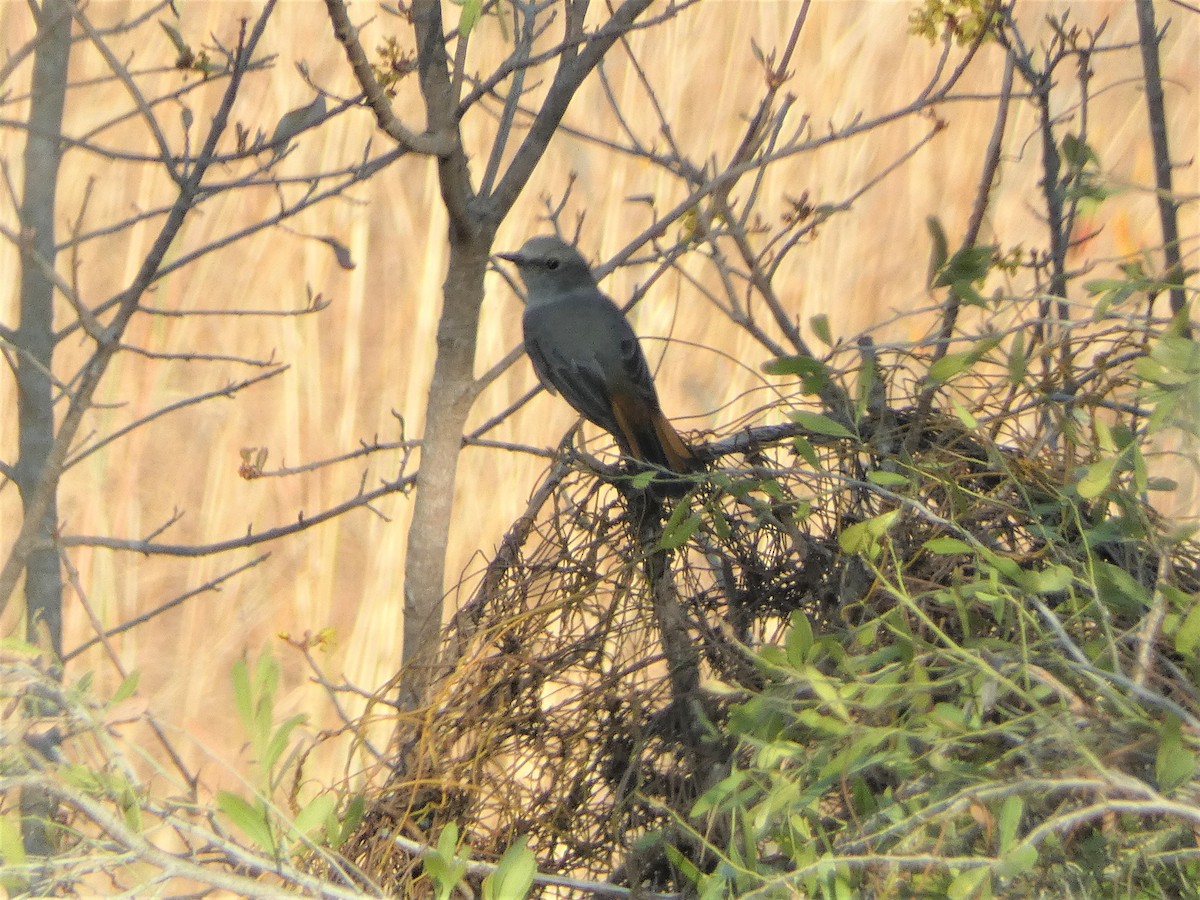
482, 836, 536, 899
424, 824, 471, 900
1137, 324, 1200, 436
679, 534, 1200, 897
218, 649, 359, 860
419, 826, 536, 900
909, 0, 1002, 45
676, 198, 1200, 892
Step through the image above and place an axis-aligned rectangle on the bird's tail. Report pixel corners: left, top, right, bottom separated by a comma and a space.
648, 409, 697, 474
611, 394, 697, 477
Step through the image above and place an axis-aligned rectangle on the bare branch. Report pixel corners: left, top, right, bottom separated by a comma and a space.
0, 0, 280, 617
323, 0, 456, 157
57, 547, 196, 784
65, 366, 289, 469
491, 0, 655, 217
116, 343, 279, 367
1134, 0, 1190, 331
65, 4, 182, 183
64, 471, 416, 557
63, 554, 271, 662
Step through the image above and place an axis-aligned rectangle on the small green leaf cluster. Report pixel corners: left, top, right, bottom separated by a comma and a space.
218, 649, 364, 860
423, 824, 537, 899
909, 0, 1002, 46
678, 526, 1200, 898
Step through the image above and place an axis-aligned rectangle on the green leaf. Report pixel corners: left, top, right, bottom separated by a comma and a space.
629, 469, 656, 489
262, 713, 306, 774
1131, 440, 1149, 493
331, 793, 366, 848
158, 19, 189, 54
425, 825, 468, 900
865, 509, 900, 538
928, 350, 975, 384
839, 510, 898, 558
0, 810, 27, 877
996, 842, 1038, 878
950, 278, 986, 307
928, 702, 966, 731
290, 793, 336, 843
1156, 716, 1197, 793
709, 505, 731, 540
866, 469, 910, 487
950, 398, 979, 429
929, 334, 1002, 385
763, 355, 831, 394
253, 652, 280, 713
1021, 563, 1074, 594
982, 551, 1023, 584
1175, 600, 1200, 656
231, 659, 254, 735
482, 835, 536, 900
1007, 331, 1027, 384
1094, 561, 1152, 614
268, 96, 327, 153
665, 842, 703, 885
111, 671, 141, 703
436, 822, 459, 856
924, 536, 973, 555
659, 513, 700, 549
60, 762, 102, 794
810, 314, 833, 347
855, 352, 881, 423
801, 665, 852, 721
839, 520, 873, 556
1061, 132, 1098, 169
1077, 456, 1118, 499
933, 244, 997, 289
926, 216, 949, 288
123, 796, 144, 835
217, 791, 275, 853
947, 865, 990, 899
792, 410, 855, 439
458, 0, 482, 37
791, 435, 822, 471
756, 478, 787, 501
997, 795, 1023, 854
784, 611, 814, 667
659, 500, 701, 550
1084, 277, 1133, 295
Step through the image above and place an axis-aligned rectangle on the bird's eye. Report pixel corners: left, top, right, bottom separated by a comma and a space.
546, 259, 560, 270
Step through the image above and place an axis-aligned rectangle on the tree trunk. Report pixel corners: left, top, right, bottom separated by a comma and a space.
397, 0, 492, 710
398, 241, 490, 709
15, 0, 71, 862
16, 0, 70, 658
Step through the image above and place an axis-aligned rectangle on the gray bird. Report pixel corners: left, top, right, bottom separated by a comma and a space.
267, 94, 326, 157
498, 236, 696, 474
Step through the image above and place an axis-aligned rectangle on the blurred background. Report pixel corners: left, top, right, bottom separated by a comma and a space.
1, 0, 1195, 792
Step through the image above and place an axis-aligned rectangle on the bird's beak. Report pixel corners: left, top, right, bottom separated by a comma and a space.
496, 250, 525, 265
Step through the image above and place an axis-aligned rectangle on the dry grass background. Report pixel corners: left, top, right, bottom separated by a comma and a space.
1, 0, 1196, 801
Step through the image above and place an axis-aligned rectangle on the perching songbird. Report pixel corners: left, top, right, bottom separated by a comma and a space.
266, 94, 326, 158
498, 236, 696, 475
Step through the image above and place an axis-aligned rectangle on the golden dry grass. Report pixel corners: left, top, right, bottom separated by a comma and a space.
1, 0, 1196, 801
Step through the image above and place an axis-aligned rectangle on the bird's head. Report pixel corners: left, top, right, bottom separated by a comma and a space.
497, 236, 597, 302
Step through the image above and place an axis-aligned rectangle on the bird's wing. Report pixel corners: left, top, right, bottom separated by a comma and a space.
525, 332, 620, 435
523, 293, 665, 445
616, 330, 662, 412
523, 334, 560, 396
